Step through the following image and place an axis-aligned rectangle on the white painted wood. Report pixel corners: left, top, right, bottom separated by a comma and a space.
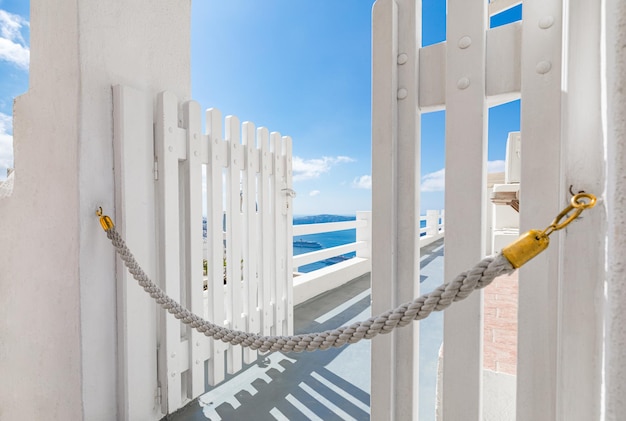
283, 136, 294, 335
242, 121, 260, 364
486, 21, 522, 105
272, 132, 286, 336
182, 100, 207, 399
419, 42, 446, 111
488, 0, 522, 17
605, 0, 626, 417
112, 85, 161, 421
556, 0, 604, 418
372, 1, 400, 418
156, 91, 184, 412
371, 0, 421, 419
443, 0, 488, 419
205, 108, 227, 386
516, 1, 563, 419
259, 127, 274, 336
225, 115, 244, 374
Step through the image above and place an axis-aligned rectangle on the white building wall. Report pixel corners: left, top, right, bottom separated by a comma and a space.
0, 1, 191, 419
605, 0, 626, 418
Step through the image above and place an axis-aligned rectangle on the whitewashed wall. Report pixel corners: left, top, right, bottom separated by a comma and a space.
0, 1, 190, 420
605, 0, 626, 418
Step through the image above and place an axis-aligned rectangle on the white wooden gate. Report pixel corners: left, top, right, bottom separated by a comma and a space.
113, 86, 293, 419
371, 0, 605, 420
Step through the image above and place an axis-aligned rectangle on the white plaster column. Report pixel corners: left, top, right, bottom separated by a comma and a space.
0, 1, 190, 419
605, 0, 626, 418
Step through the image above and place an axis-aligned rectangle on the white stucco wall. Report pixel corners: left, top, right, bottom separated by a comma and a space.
0, 1, 191, 419
605, 0, 626, 418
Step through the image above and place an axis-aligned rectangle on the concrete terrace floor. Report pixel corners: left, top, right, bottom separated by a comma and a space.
167, 239, 445, 421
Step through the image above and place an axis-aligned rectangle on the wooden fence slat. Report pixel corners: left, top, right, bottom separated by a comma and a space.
259, 128, 274, 335
225, 115, 244, 374
442, 0, 488, 419
371, 0, 421, 419
485, 21, 522, 104
557, 1, 604, 417
272, 132, 285, 336
371, 1, 400, 418
242, 121, 260, 364
112, 85, 160, 421
283, 135, 294, 335
182, 100, 206, 399
516, 0, 563, 419
205, 108, 226, 386
156, 91, 184, 412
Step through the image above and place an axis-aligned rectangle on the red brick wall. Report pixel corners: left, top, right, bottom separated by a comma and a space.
483, 272, 518, 375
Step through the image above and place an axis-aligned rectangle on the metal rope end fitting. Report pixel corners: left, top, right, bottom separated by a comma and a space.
96, 207, 115, 231
501, 192, 597, 268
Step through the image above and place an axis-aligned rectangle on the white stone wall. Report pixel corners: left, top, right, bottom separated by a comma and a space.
605, 0, 626, 418
0, 1, 190, 419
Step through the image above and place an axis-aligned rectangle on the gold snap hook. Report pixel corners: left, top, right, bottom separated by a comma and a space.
501, 192, 597, 268
541, 193, 597, 237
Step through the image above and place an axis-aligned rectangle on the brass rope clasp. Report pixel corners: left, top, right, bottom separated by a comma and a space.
96, 207, 115, 232
502, 193, 597, 268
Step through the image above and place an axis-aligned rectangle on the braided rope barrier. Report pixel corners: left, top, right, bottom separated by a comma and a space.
105, 225, 515, 353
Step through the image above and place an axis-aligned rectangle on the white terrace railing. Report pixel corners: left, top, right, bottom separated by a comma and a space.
292, 210, 444, 305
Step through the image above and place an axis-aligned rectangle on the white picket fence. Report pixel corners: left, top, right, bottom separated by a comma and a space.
371, 0, 605, 420
113, 86, 293, 417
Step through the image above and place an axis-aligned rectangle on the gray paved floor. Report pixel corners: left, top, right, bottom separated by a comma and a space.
166, 239, 444, 421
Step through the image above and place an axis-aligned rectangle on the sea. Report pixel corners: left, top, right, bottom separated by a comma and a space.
293, 215, 428, 273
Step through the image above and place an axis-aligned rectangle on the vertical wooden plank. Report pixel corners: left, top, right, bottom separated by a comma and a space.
371, 1, 398, 418
205, 108, 226, 385
371, 0, 421, 419
112, 85, 160, 421
259, 128, 274, 335
225, 115, 244, 374
156, 91, 183, 412
182, 100, 207, 399
242, 121, 260, 364
556, 1, 604, 418
443, 0, 487, 419
283, 135, 294, 335
272, 132, 285, 336
517, 1, 562, 419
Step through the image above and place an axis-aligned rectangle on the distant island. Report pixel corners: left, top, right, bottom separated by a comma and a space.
293, 214, 356, 225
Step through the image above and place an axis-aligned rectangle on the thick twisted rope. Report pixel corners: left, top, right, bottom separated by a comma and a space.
107, 226, 515, 353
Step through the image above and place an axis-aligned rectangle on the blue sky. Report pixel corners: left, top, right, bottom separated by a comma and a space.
0, 0, 521, 215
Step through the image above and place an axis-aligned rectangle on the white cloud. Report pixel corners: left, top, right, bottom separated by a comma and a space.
352, 175, 372, 189
309, 190, 320, 197
0, 112, 14, 178
292, 155, 354, 181
420, 161, 507, 192
0, 10, 29, 70
421, 168, 446, 192
487, 160, 506, 173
